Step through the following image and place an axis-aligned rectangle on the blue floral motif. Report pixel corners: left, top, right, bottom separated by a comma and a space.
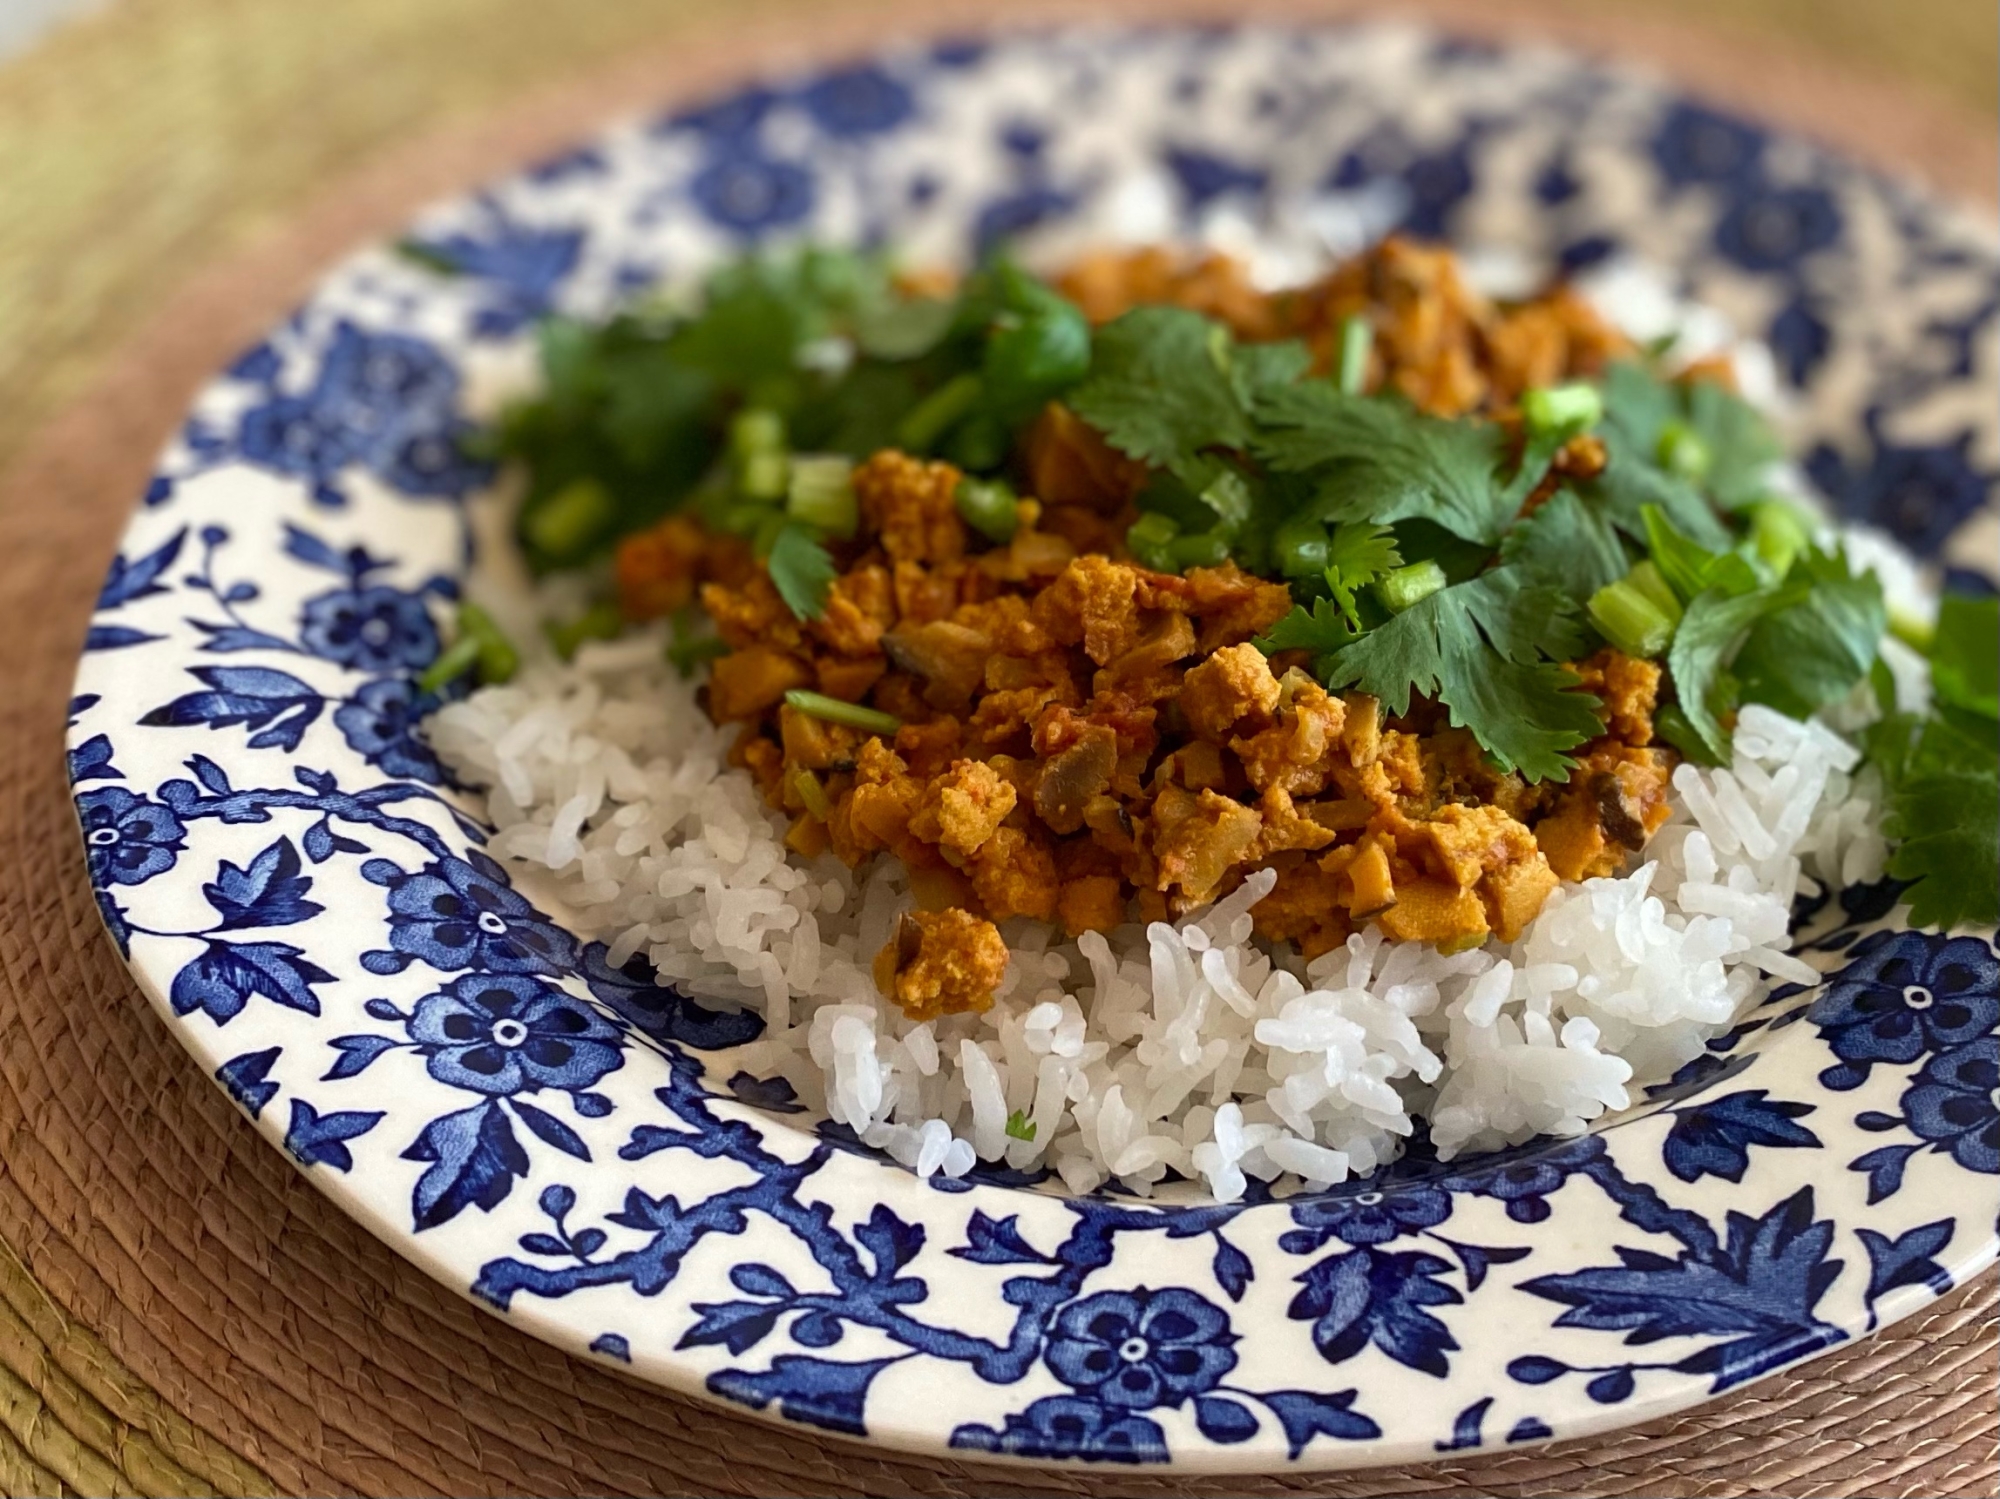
368, 852, 579, 976
235, 322, 485, 505
1713, 185, 1843, 273
1898, 1039, 1999, 1174
1283, 1182, 1452, 1248
1661, 1091, 1818, 1184
952, 1395, 1167, 1463
799, 65, 915, 138
1650, 101, 1765, 189
579, 943, 764, 1049
401, 215, 584, 336
1806, 430, 1993, 553
1809, 930, 1999, 1089
408, 974, 623, 1097
690, 152, 815, 234
1044, 1287, 1237, 1409
1441, 1135, 1607, 1224
334, 677, 444, 783
77, 787, 187, 887
299, 585, 438, 672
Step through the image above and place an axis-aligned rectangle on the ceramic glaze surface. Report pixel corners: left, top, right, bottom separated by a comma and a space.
68, 25, 1999, 1469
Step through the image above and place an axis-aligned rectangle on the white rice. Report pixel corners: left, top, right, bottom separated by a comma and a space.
428, 634, 1888, 1202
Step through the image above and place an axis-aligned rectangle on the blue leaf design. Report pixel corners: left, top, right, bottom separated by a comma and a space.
1193, 1395, 1258, 1443
1431, 1234, 1531, 1291
1260, 1389, 1381, 1458
187, 754, 234, 794
85, 626, 163, 651
1507, 1417, 1553, 1443
190, 621, 300, 653
731, 1263, 796, 1298
1585, 1369, 1636, 1403
1288, 1247, 1462, 1376
323, 1034, 398, 1080
1858, 1219, 1954, 1308
708, 1355, 898, 1437
140, 666, 324, 752
511, 1099, 590, 1160
606, 1188, 683, 1233
950, 1210, 1045, 1266
67, 734, 123, 785
1849, 1143, 1921, 1204
538, 1183, 576, 1219
169, 940, 333, 1021
202, 837, 323, 930
855, 1204, 924, 1278
1212, 1234, 1253, 1301
1435, 1397, 1490, 1451
589, 1333, 630, 1362
1662, 1090, 1819, 1183
403, 1100, 529, 1230
283, 1099, 383, 1170
1506, 1354, 1568, 1384
571, 1228, 605, 1257
215, 1047, 282, 1119
98, 528, 187, 609
518, 1233, 569, 1256
679, 1300, 785, 1355
1522, 1187, 1845, 1391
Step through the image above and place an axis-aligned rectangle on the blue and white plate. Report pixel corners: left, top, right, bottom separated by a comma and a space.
67, 24, 1999, 1471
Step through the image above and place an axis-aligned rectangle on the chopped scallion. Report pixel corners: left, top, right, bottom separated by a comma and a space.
1656, 419, 1711, 482
1169, 532, 1230, 570
545, 600, 623, 660
1588, 577, 1676, 659
738, 449, 790, 502
1004, 1109, 1037, 1142
782, 690, 902, 736
1126, 511, 1181, 571
792, 768, 832, 821
1335, 315, 1373, 397
522, 477, 615, 562
415, 636, 480, 695
1625, 560, 1683, 625
955, 476, 1020, 544
1375, 560, 1447, 614
1746, 499, 1811, 579
786, 455, 858, 537
895, 372, 983, 453
1521, 382, 1604, 440
1273, 519, 1330, 580
730, 407, 786, 461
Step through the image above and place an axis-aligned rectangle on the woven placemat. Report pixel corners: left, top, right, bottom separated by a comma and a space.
0, 2, 1993, 1495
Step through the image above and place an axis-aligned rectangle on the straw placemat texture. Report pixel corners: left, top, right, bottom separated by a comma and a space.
0, 2, 1993, 1495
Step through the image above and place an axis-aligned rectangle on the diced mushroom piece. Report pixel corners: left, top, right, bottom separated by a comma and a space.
882, 620, 992, 711
1033, 725, 1119, 835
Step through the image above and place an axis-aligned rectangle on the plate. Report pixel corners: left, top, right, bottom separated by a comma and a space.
67, 23, 1999, 1471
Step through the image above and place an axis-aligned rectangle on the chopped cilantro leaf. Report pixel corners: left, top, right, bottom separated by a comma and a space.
1600, 360, 1780, 512
1318, 568, 1602, 780
1004, 1109, 1037, 1142
1499, 489, 1630, 601
1664, 581, 1807, 762
1732, 546, 1886, 718
1928, 594, 2000, 719
1323, 521, 1403, 627
765, 522, 837, 620
1641, 503, 1762, 602
1253, 384, 1516, 546
1068, 307, 1251, 477
1257, 596, 1363, 675
1884, 747, 1999, 930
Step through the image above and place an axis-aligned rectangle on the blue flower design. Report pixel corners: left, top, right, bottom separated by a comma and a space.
334, 677, 443, 782
312, 322, 461, 440
376, 422, 491, 499
300, 585, 438, 671
1900, 1039, 1999, 1174
77, 787, 187, 887
382, 852, 579, 975
799, 65, 914, 137
1806, 431, 1992, 554
1044, 1287, 1237, 1410
1713, 184, 1843, 273
237, 398, 366, 481
690, 152, 815, 233
409, 973, 623, 1096
580, 943, 764, 1050
951, 1395, 1166, 1463
1650, 101, 1765, 189
1287, 1182, 1452, 1246
1810, 931, 1998, 1089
